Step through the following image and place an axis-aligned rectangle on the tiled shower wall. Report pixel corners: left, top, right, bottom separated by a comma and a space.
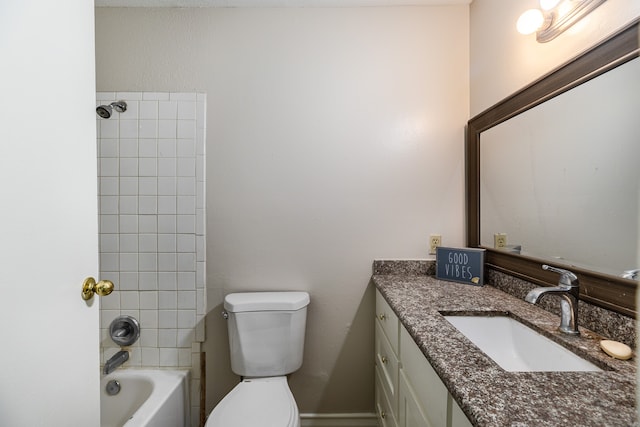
97, 92, 206, 426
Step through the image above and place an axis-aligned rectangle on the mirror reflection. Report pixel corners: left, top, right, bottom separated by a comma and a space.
480, 57, 640, 277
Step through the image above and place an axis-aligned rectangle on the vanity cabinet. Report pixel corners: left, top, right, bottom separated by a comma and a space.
375, 290, 472, 427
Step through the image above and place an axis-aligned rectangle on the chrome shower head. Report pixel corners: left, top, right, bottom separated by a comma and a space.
96, 101, 128, 119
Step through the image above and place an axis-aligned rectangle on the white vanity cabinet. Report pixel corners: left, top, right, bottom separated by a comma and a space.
375, 290, 473, 427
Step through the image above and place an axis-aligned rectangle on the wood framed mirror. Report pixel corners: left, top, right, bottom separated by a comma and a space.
466, 19, 639, 317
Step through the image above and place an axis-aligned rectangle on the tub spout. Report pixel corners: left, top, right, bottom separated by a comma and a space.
104, 350, 129, 375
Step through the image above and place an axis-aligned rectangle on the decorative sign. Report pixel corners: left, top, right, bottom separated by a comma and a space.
436, 247, 485, 286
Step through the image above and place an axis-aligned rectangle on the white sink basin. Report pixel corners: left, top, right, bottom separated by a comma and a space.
444, 314, 602, 372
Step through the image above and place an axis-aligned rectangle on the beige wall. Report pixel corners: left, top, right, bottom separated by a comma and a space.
95, 6, 469, 415
470, 0, 640, 116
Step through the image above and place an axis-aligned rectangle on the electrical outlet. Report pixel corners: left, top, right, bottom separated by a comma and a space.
429, 234, 442, 255
494, 233, 507, 248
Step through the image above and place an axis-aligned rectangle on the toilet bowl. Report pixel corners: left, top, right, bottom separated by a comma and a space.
205, 291, 309, 427
205, 377, 299, 427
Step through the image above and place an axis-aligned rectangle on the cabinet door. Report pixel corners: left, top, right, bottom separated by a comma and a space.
399, 369, 432, 427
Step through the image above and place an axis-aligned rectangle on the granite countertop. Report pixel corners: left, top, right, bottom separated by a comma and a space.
372, 272, 637, 427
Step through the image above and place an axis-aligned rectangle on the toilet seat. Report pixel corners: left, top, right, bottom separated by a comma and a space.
206, 376, 300, 427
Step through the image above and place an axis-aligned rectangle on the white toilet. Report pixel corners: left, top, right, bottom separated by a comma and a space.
205, 291, 310, 427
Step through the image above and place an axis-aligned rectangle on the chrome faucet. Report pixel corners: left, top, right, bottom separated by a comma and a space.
525, 265, 580, 335
103, 350, 129, 375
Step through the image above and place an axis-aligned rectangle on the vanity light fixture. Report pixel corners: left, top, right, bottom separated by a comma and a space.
517, 0, 607, 42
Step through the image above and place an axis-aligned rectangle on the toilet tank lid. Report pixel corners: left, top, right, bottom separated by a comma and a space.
224, 292, 310, 313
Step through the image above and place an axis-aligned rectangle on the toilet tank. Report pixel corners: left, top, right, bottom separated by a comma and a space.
224, 291, 310, 377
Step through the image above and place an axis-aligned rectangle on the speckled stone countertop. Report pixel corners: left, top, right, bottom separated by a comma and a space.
372, 268, 637, 426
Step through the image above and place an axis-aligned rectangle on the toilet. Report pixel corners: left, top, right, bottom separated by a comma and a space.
205, 291, 310, 427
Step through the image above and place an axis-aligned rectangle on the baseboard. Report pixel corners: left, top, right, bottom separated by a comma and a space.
300, 413, 378, 427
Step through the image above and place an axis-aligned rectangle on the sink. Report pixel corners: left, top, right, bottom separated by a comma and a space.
444, 314, 602, 372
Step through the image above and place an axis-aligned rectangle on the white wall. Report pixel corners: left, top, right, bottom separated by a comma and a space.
96, 5, 469, 414
470, 0, 640, 115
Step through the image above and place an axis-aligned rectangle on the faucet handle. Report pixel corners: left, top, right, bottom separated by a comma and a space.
542, 264, 579, 287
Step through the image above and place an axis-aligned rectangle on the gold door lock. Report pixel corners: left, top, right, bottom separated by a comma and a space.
82, 277, 114, 301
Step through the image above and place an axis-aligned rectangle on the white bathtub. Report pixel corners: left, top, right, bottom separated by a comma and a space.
101, 369, 190, 427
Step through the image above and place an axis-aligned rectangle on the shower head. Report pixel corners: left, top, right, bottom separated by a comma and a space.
96, 101, 128, 119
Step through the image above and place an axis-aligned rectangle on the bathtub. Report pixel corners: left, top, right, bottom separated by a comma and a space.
101, 369, 190, 427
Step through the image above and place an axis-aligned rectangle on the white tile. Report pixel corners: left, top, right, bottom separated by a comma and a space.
196, 289, 205, 315
119, 272, 139, 290
139, 157, 158, 177
197, 99, 206, 126
143, 92, 170, 101
195, 317, 205, 342
196, 262, 206, 288
178, 291, 196, 310
159, 348, 178, 367
196, 183, 205, 209
196, 156, 205, 182
139, 177, 157, 196
100, 177, 119, 196
158, 234, 176, 253
177, 120, 196, 139
119, 215, 138, 233
170, 93, 197, 101
159, 253, 177, 272
177, 215, 195, 234
159, 101, 178, 119
158, 120, 177, 138
119, 177, 138, 196
120, 253, 138, 272
196, 209, 206, 235
119, 196, 138, 215
158, 310, 177, 328
100, 158, 118, 176
177, 196, 196, 215
177, 101, 196, 120
177, 272, 196, 291
101, 215, 119, 234
139, 291, 158, 309
177, 177, 196, 196
158, 272, 177, 290
139, 253, 158, 272
139, 100, 158, 120
100, 253, 118, 271
158, 158, 177, 177
141, 347, 160, 366
158, 328, 177, 347
100, 196, 118, 215
121, 291, 140, 309
140, 328, 158, 347
99, 120, 118, 139
120, 120, 138, 139
120, 234, 139, 253
158, 177, 177, 196
158, 139, 176, 158
177, 234, 195, 253
177, 158, 196, 177
178, 310, 196, 329
100, 234, 119, 253
139, 139, 157, 158
100, 138, 118, 157
158, 215, 176, 233
177, 253, 196, 272
140, 310, 159, 328
177, 139, 196, 158
158, 196, 177, 214
101, 310, 120, 329
196, 129, 206, 155
139, 234, 157, 253
159, 291, 177, 310
139, 272, 158, 291
128, 348, 142, 367
196, 236, 205, 262
120, 100, 138, 120
139, 196, 157, 214
139, 120, 158, 139
138, 215, 157, 233
119, 138, 138, 158
178, 346, 192, 364
119, 158, 138, 177
101, 292, 121, 310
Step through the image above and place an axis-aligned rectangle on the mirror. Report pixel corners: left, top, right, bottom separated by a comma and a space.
466, 19, 639, 317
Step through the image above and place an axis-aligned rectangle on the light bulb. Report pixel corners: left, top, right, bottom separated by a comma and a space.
517, 9, 545, 35
539, 0, 561, 10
